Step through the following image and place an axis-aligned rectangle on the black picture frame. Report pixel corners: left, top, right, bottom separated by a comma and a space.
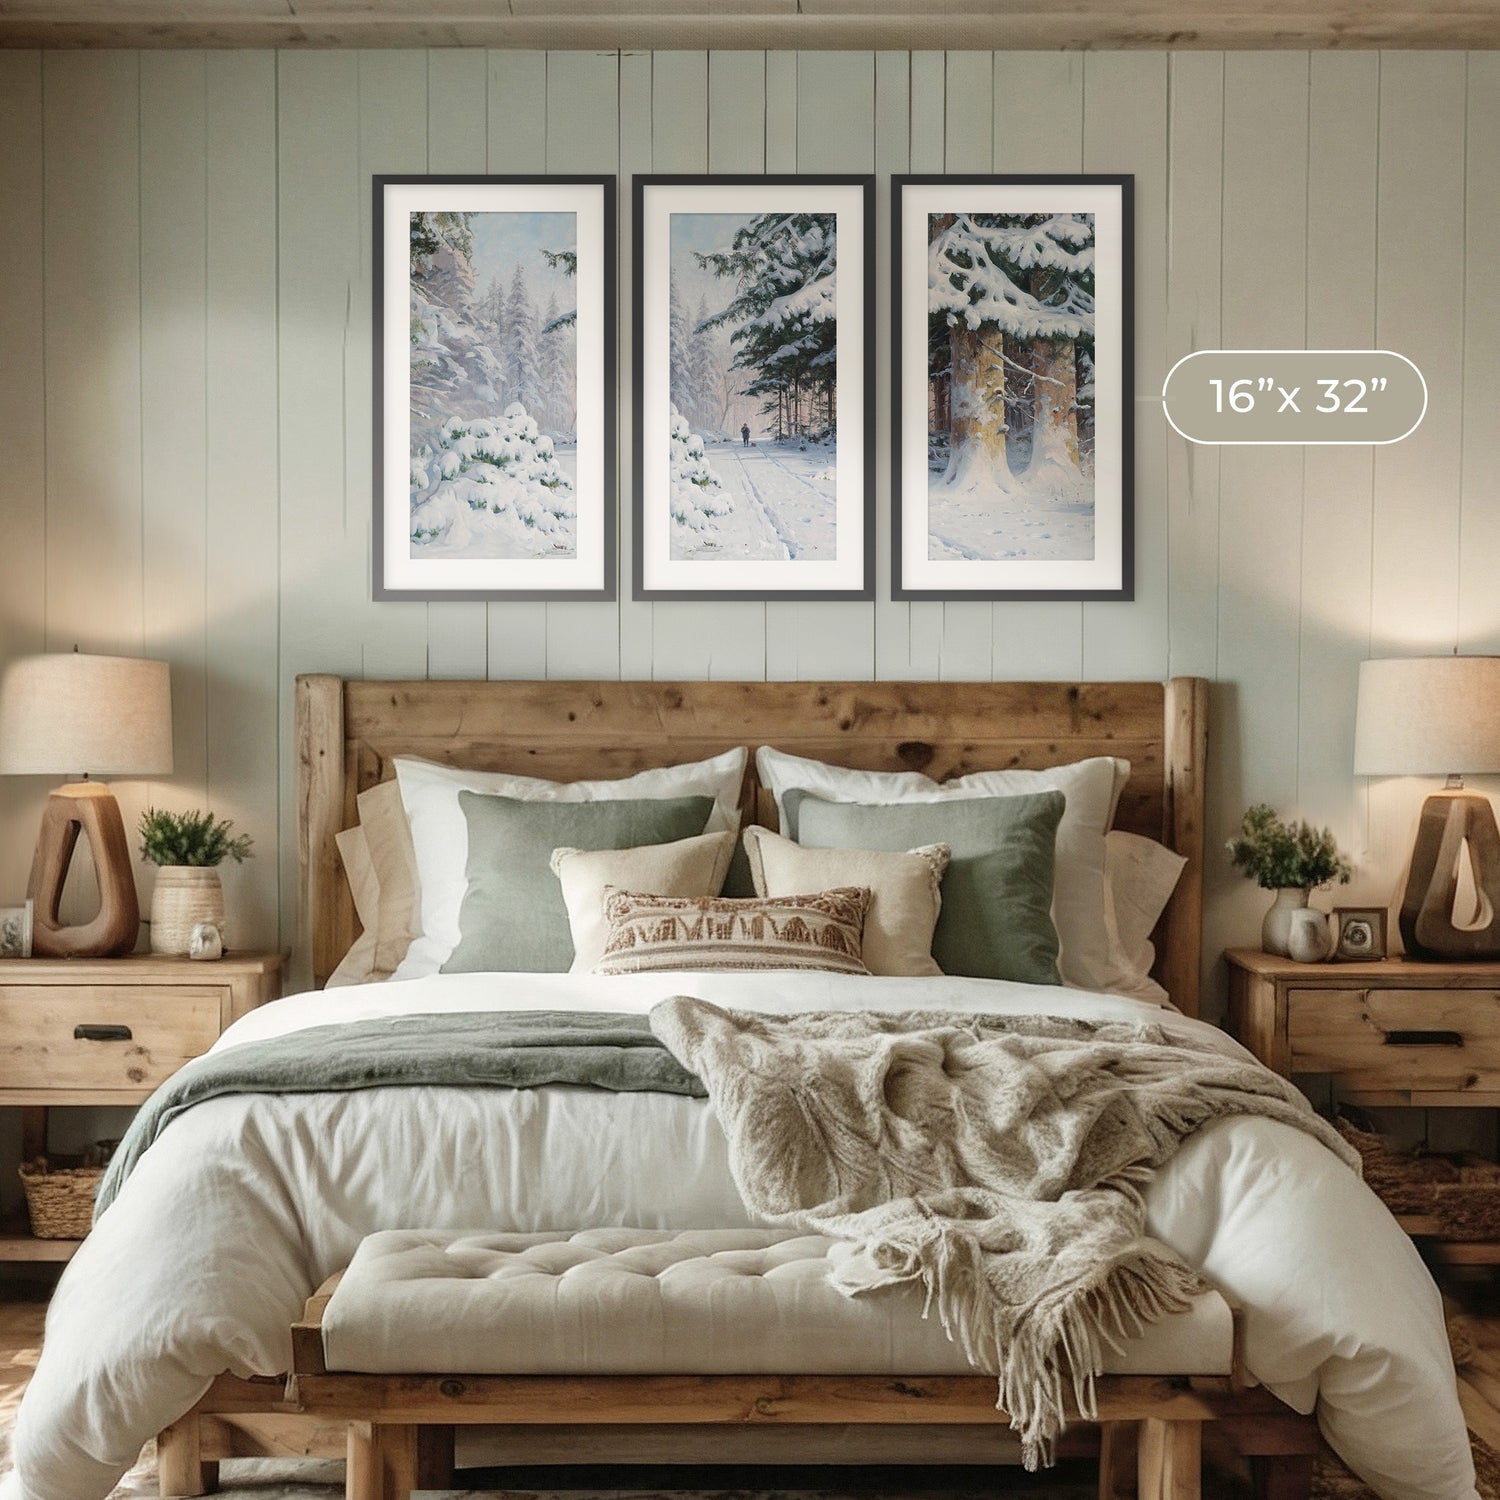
373, 174, 617, 602
632, 174, 877, 601
892, 174, 1135, 602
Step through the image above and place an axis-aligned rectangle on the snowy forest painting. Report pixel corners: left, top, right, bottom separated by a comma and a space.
408, 208, 579, 559
635, 176, 874, 600
375, 177, 615, 601
894, 176, 1133, 602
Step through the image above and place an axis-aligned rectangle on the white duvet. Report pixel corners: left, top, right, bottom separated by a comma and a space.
3, 971, 1477, 1500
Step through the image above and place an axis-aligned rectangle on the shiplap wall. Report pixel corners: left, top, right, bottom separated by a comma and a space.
1, 48, 1497, 1014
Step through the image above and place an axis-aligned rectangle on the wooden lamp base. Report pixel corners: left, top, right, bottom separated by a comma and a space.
28, 782, 141, 958
1399, 787, 1500, 961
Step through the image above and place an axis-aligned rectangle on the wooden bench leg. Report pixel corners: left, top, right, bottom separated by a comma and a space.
157, 1416, 219, 1498
1098, 1420, 1139, 1499
1138, 1417, 1202, 1500
347, 1423, 422, 1500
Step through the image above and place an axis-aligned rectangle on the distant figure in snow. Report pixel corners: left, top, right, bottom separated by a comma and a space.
741, 423, 751, 447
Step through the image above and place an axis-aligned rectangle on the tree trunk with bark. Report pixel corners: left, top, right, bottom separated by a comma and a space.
944, 323, 1012, 490
1029, 267, 1080, 473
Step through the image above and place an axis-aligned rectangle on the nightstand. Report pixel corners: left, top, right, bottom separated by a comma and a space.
0, 951, 284, 1261
1225, 946, 1500, 1262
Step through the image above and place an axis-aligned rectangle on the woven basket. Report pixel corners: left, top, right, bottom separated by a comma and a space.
19, 1157, 102, 1239
1336, 1114, 1500, 1240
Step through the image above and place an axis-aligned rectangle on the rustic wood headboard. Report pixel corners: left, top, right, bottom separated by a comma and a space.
296, 676, 1210, 1013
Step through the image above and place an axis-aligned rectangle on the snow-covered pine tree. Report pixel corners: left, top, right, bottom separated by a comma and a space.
1012, 214, 1094, 482
669, 280, 696, 421
668, 403, 732, 543
687, 295, 720, 435
409, 210, 507, 429
538, 291, 576, 438
503, 263, 542, 415
697, 213, 837, 443
927, 211, 1093, 496
540, 247, 578, 331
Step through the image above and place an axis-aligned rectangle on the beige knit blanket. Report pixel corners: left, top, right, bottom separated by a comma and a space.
649, 997, 1360, 1467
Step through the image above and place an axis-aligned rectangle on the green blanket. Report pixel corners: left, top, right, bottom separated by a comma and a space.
95, 1009, 705, 1219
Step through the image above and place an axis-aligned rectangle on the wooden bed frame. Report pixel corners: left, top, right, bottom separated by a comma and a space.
295, 674, 1211, 1011
159, 673, 1315, 1497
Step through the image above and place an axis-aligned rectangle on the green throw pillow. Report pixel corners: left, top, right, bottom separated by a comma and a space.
787, 789, 1064, 985
444, 792, 716, 973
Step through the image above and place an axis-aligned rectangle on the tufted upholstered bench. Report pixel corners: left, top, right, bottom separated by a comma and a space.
284, 1228, 1315, 1500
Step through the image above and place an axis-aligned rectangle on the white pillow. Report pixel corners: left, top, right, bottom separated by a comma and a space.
754, 745, 1127, 993
393, 748, 747, 979
1102, 830, 1187, 1007
551, 831, 737, 972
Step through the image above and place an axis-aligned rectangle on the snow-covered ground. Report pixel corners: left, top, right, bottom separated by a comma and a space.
671, 439, 837, 562
409, 408, 579, 561
926, 469, 1095, 562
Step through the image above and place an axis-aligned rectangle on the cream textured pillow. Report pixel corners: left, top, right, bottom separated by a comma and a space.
551, 831, 737, 972
392, 748, 748, 979
755, 745, 1127, 994
329, 825, 385, 986
1102, 831, 1187, 1007
594, 887, 872, 976
742, 826, 948, 978
357, 779, 422, 976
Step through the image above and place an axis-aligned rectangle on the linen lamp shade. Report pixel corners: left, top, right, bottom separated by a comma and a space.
1354, 656, 1500, 778
1354, 655, 1500, 960
0, 652, 173, 958
0, 653, 173, 777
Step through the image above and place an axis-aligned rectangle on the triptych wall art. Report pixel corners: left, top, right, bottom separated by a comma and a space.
373, 172, 1132, 605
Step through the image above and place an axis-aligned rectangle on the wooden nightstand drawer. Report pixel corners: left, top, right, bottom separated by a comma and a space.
0, 986, 223, 1093
1288, 986, 1500, 1094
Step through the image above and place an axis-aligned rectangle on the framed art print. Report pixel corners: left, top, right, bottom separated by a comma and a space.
892, 175, 1134, 601
633, 174, 876, 600
373, 175, 616, 601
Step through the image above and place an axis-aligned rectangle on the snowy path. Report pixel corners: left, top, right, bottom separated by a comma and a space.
672, 442, 838, 562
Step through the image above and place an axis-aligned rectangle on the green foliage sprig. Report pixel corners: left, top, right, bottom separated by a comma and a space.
1227, 804, 1351, 891
137, 808, 253, 868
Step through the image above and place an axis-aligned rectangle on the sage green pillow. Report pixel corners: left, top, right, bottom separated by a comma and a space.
443, 792, 716, 973
787, 789, 1064, 985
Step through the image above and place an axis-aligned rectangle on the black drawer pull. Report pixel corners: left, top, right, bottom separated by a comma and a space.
1383, 1029, 1463, 1048
74, 1024, 132, 1043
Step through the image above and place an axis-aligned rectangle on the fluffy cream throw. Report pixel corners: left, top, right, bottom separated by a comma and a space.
649, 998, 1359, 1466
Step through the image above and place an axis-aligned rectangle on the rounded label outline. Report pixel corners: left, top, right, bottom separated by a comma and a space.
1161, 349, 1427, 446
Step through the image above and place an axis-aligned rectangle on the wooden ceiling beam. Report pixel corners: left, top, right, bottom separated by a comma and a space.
1, 3, 1497, 48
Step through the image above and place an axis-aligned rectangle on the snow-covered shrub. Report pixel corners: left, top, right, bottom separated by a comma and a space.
410, 402, 575, 558
668, 404, 732, 537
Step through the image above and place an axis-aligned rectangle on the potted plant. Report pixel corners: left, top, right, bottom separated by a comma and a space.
1228, 804, 1352, 957
138, 808, 253, 956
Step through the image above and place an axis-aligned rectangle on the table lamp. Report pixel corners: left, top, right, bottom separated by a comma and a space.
1354, 655, 1500, 960
0, 652, 173, 958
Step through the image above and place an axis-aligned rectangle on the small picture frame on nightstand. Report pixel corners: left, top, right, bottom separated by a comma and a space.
1332, 906, 1387, 962
0, 899, 32, 958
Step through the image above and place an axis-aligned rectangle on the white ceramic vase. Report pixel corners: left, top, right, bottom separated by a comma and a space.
1261, 887, 1311, 957
1286, 906, 1334, 963
150, 867, 226, 956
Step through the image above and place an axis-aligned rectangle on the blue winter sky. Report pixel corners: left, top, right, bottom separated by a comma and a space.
670, 212, 754, 323
469, 210, 577, 308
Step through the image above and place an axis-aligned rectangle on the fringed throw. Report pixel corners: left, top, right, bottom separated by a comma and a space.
649, 1000, 1359, 1468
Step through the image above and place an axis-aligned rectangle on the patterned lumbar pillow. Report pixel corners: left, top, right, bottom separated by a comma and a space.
593, 887, 873, 975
